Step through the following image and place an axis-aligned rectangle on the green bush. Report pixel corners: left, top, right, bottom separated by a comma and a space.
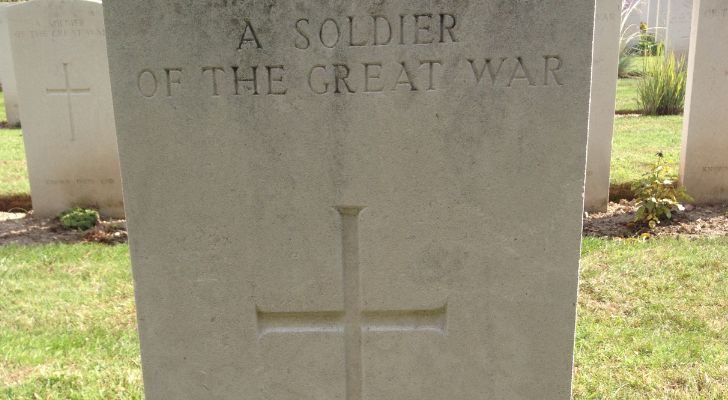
58, 207, 99, 231
632, 154, 692, 229
637, 51, 687, 115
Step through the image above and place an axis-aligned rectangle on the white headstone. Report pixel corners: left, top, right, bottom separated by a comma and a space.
680, 0, 728, 203
104, 1, 595, 398
0, 3, 21, 127
585, 0, 622, 212
665, 0, 694, 55
6, 0, 123, 217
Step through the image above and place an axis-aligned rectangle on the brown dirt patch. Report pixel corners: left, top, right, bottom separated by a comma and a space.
584, 200, 728, 238
0, 193, 32, 212
0, 212, 127, 245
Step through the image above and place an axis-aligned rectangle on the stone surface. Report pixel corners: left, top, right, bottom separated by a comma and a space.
0, 3, 21, 126
680, 0, 728, 203
104, 1, 595, 399
665, 0, 693, 55
585, 0, 622, 212
6, 0, 123, 217
647, 0, 670, 39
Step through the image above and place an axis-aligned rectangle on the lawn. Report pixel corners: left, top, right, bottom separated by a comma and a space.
0, 244, 142, 399
1, 239, 726, 399
611, 115, 682, 187
0, 90, 29, 196
616, 78, 640, 114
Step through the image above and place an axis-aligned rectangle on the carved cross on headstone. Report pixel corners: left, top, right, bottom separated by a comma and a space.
45, 62, 90, 142
256, 206, 448, 400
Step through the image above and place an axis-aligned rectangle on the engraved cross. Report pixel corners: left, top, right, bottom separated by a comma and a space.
45, 62, 90, 142
256, 206, 447, 400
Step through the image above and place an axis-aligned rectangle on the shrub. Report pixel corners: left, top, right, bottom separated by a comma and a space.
637, 50, 687, 115
632, 153, 692, 229
58, 207, 99, 231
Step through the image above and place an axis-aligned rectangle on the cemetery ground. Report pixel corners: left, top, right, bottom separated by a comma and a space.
1, 79, 727, 399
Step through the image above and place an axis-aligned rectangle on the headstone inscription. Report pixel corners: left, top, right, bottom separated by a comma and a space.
6, 0, 123, 217
585, 0, 622, 212
104, 1, 595, 399
665, 0, 694, 55
680, 0, 728, 203
0, 4, 21, 127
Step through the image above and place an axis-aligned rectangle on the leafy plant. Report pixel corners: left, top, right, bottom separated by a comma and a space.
637, 50, 686, 115
58, 207, 99, 231
632, 153, 692, 229
618, 54, 635, 78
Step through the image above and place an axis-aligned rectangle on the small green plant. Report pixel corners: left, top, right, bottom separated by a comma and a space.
58, 207, 99, 231
637, 50, 687, 115
632, 153, 692, 229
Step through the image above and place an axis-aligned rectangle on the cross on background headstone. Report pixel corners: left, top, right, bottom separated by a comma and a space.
45, 62, 90, 142
256, 206, 448, 400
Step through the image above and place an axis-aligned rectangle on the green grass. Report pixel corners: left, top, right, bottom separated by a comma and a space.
574, 237, 728, 399
1, 239, 726, 398
610, 115, 682, 187
616, 79, 641, 114
0, 244, 142, 399
0, 91, 29, 196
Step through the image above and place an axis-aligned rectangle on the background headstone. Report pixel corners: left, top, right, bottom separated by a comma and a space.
0, 3, 21, 127
585, 0, 622, 212
105, 1, 595, 399
6, 0, 123, 217
680, 0, 728, 203
665, 0, 693, 55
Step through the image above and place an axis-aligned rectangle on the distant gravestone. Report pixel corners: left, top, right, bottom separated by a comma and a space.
680, 0, 728, 203
665, 0, 694, 55
0, 4, 21, 127
585, 0, 622, 212
105, 1, 595, 399
6, 0, 123, 217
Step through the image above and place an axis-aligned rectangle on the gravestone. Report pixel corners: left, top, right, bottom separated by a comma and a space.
0, 4, 21, 127
585, 0, 622, 213
6, 0, 123, 217
665, 0, 694, 55
104, 1, 595, 399
680, 0, 728, 203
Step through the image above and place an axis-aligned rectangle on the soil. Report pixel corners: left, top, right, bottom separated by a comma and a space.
0, 212, 127, 245
584, 200, 728, 238
0, 201, 725, 245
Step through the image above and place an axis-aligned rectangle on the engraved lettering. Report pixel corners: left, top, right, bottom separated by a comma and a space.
233, 66, 258, 95
320, 18, 341, 48
544, 55, 564, 86
420, 60, 441, 91
414, 14, 433, 44
295, 18, 311, 49
348, 16, 368, 47
508, 57, 535, 87
468, 58, 507, 86
373, 16, 392, 45
266, 65, 287, 95
439, 14, 457, 43
308, 65, 330, 94
238, 19, 262, 49
202, 66, 225, 96
393, 62, 417, 91
399, 15, 406, 45
137, 69, 158, 98
363, 63, 384, 92
165, 68, 183, 97
334, 64, 356, 94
